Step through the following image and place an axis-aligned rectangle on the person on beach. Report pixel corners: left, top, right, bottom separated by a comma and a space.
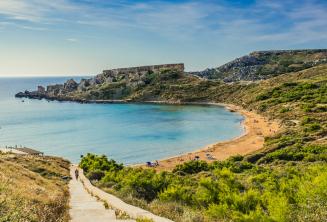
75, 169, 79, 180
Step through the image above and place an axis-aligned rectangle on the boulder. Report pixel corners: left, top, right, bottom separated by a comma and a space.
47, 84, 64, 96
64, 79, 78, 92
78, 79, 91, 91
37, 86, 46, 94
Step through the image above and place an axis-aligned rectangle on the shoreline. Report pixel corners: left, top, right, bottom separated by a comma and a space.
12, 97, 281, 170
149, 103, 281, 171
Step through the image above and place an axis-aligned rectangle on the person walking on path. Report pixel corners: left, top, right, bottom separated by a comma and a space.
75, 168, 79, 180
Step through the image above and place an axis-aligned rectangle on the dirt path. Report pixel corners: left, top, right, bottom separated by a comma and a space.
69, 166, 134, 222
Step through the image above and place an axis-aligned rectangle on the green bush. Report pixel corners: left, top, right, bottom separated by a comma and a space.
280, 107, 290, 113
79, 153, 123, 173
228, 155, 244, 162
79, 153, 327, 222
87, 169, 105, 181
173, 160, 209, 174
304, 123, 321, 132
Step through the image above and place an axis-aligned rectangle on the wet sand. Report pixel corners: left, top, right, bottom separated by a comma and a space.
150, 103, 281, 171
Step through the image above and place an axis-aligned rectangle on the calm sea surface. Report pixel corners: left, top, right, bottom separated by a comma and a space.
0, 77, 244, 164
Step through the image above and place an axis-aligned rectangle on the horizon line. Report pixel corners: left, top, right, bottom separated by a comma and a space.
0, 74, 94, 78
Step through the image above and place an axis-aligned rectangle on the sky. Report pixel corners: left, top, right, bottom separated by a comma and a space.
0, 0, 327, 76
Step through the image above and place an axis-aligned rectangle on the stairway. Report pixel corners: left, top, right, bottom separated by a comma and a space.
69, 167, 135, 222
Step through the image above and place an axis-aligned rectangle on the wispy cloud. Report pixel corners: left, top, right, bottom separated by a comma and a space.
66, 38, 78, 42
0, 0, 79, 23
249, 0, 327, 43
0, 0, 326, 45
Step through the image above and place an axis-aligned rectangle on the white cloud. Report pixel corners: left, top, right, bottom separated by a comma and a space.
0, 0, 326, 45
0, 0, 80, 22
66, 38, 78, 42
0, 0, 42, 22
250, 1, 327, 44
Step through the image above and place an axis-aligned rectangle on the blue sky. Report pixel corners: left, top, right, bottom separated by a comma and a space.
0, 0, 327, 76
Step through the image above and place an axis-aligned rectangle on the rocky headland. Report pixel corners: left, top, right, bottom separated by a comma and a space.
15, 63, 185, 102
16, 49, 327, 103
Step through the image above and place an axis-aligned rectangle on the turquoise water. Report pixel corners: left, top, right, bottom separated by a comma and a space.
0, 77, 244, 164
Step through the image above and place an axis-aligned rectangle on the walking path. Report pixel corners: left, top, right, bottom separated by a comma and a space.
69, 166, 135, 222
69, 165, 173, 222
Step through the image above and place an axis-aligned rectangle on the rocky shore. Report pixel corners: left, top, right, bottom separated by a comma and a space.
15, 63, 184, 102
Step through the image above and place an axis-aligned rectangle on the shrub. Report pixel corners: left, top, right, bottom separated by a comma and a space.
280, 107, 290, 113
262, 149, 305, 163
87, 170, 105, 181
301, 103, 316, 112
230, 161, 254, 173
301, 144, 327, 154
301, 116, 314, 125
159, 184, 195, 205
158, 69, 182, 81
136, 218, 154, 222
173, 161, 209, 174
228, 155, 244, 162
304, 123, 321, 132
79, 153, 123, 173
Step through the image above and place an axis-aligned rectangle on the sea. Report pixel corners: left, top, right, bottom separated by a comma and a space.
0, 77, 244, 164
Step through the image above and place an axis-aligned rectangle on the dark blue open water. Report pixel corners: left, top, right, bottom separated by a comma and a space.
0, 77, 244, 164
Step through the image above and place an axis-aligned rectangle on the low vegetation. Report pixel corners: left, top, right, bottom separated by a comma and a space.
0, 154, 70, 222
80, 65, 326, 221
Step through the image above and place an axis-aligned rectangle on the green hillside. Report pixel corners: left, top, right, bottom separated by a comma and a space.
79, 65, 327, 221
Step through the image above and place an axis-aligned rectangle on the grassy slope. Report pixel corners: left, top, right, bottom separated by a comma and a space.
0, 153, 70, 222
79, 65, 327, 222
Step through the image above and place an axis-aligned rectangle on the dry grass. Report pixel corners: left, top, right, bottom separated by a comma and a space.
0, 153, 70, 222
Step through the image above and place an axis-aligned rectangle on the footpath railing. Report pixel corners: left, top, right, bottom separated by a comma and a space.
75, 165, 174, 222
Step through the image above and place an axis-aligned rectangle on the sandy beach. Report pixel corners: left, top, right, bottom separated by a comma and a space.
150, 103, 281, 171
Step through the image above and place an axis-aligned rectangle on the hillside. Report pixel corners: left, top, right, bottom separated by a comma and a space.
16, 50, 327, 102
13, 51, 327, 221
79, 65, 327, 221
0, 153, 70, 222
191, 49, 327, 81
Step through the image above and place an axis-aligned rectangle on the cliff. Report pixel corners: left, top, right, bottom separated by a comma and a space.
191, 49, 327, 81
16, 63, 185, 101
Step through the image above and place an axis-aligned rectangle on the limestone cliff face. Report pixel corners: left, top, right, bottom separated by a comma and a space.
16, 63, 185, 100
192, 49, 327, 82
103, 64, 184, 76
100, 63, 184, 87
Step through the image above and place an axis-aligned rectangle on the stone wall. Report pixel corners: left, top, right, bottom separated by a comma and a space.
103, 63, 184, 76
